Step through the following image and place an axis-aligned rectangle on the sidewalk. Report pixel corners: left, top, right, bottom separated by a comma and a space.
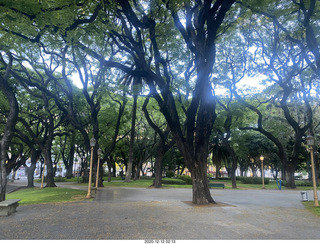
2, 180, 320, 240
5, 177, 30, 193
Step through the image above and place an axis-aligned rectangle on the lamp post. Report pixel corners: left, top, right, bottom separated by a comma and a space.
95, 148, 102, 189
86, 138, 96, 199
306, 135, 319, 207
260, 155, 265, 189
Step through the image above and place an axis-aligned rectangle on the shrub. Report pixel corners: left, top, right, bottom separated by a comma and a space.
54, 176, 66, 182
295, 181, 312, 186
177, 175, 192, 185
239, 177, 269, 185
162, 178, 186, 185
282, 180, 313, 187
218, 177, 231, 180
166, 171, 175, 178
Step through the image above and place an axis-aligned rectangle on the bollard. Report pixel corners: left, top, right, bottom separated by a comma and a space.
301, 191, 309, 201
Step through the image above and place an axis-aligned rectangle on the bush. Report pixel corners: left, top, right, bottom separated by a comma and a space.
54, 176, 66, 182
239, 176, 269, 185
166, 171, 175, 178
295, 181, 313, 186
176, 175, 192, 185
162, 178, 186, 185
217, 177, 231, 180
282, 180, 313, 187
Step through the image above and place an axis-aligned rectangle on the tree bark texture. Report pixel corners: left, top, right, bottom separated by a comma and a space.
0, 54, 19, 201
125, 91, 138, 182
189, 160, 215, 205
43, 149, 56, 187
153, 144, 165, 188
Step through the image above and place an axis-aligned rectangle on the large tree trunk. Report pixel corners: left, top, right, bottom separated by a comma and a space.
215, 161, 221, 179
65, 163, 73, 179
26, 149, 40, 187
26, 153, 36, 188
108, 163, 112, 182
106, 157, 112, 182
189, 161, 215, 205
227, 144, 238, 189
0, 159, 7, 202
134, 159, 143, 180
66, 135, 75, 179
26, 163, 36, 188
43, 149, 56, 187
154, 144, 165, 188
285, 163, 296, 189
125, 91, 138, 182
0, 55, 19, 201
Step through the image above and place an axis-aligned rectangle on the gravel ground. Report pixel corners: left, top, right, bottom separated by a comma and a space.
1, 180, 320, 240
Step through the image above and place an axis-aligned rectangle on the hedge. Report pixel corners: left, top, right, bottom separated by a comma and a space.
176, 175, 192, 185
162, 178, 186, 185
238, 176, 270, 185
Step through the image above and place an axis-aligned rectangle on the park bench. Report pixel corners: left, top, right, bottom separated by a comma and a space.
0, 199, 20, 216
208, 183, 225, 189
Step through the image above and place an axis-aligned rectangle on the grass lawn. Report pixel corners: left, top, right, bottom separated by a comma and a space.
215, 180, 282, 190
6, 187, 89, 205
101, 177, 300, 190
102, 178, 193, 188
302, 201, 320, 217
34, 176, 318, 192
103, 178, 154, 188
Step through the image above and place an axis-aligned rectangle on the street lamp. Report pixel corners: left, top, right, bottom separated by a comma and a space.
95, 148, 102, 189
260, 155, 265, 189
306, 135, 319, 207
86, 137, 96, 199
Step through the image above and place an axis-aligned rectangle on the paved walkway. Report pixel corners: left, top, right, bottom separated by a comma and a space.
1, 178, 320, 240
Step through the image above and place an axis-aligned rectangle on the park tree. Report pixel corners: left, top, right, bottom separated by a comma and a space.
142, 96, 174, 187
238, 0, 320, 187
236, 11, 315, 188
57, 127, 76, 179
0, 52, 18, 201
0, 0, 241, 204
14, 88, 44, 187
27, 0, 237, 203
98, 0, 237, 204
2, 0, 319, 201
4, 50, 71, 187
123, 76, 141, 182
98, 90, 128, 183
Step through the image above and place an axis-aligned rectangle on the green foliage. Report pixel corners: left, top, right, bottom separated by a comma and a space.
53, 176, 67, 182
176, 175, 192, 185
1, 0, 320, 195
216, 177, 232, 181
162, 178, 186, 185
282, 180, 313, 187
165, 171, 175, 178
238, 176, 270, 185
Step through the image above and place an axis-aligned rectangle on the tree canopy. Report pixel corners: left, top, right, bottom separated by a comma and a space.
0, 0, 319, 204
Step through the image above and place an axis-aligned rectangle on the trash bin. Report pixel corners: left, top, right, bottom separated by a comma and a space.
301, 191, 309, 201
